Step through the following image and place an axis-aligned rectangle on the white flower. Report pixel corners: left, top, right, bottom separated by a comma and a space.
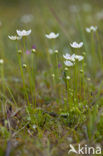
16, 29, 31, 37
64, 60, 74, 67
70, 54, 76, 61
45, 32, 59, 39
74, 55, 84, 61
71, 54, 84, 61
86, 28, 91, 33
8, 35, 22, 40
32, 124, 37, 129
0, 59, 4, 64
70, 42, 83, 48
54, 50, 58, 53
63, 53, 84, 62
63, 53, 75, 62
66, 76, 71, 80
86, 26, 98, 33
63, 53, 70, 59
22, 64, 27, 68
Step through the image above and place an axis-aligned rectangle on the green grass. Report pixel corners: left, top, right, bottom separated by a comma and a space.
0, 0, 103, 155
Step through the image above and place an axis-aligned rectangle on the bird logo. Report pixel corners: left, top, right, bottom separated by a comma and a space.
68, 144, 78, 154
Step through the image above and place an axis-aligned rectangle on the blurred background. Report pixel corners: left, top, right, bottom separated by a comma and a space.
0, 0, 103, 76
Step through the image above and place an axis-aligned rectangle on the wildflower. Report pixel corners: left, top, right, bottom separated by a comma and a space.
32, 45, 36, 49
70, 42, 83, 48
76, 55, 84, 61
83, 52, 86, 56
0, 59, 4, 64
63, 53, 70, 59
18, 50, 22, 54
32, 49, 36, 53
8, 35, 22, 40
80, 69, 84, 73
16, 29, 31, 37
63, 53, 75, 62
66, 76, 71, 80
64, 60, 74, 67
52, 74, 55, 79
26, 50, 31, 55
22, 64, 27, 68
54, 50, 58, 54
45, 32, 59, 39
86, 26, 98, 33
72, 54, 84, 61
87, 77, 91, 81
63, 53, 83, 62
58, 63, 62, 68
32, 124, 37, 129
64, 67, 68, 71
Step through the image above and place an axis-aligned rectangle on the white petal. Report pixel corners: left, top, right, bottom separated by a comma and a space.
16, 29, 31, 37
0, 59, 4, 64
70, 41, 83, 48
79, 42, 83, 47
64, 60, 74, 67
86, 28, 91, 33
45, 32, 59, 39
8, 36, 16, 40
63, 53, 70, 59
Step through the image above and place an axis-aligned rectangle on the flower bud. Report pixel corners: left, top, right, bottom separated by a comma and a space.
80, 69, 84, 73
18, 49, 22, 54
64, 67, 68, 71
66, 76, 71, 80
54, 50, 58, 54
0, 59, 4, 64
22, 64, 27, 68
32, 49, 36, 53
83, 52, 86, 56
87, 77, 91, 81
52, 73, 55, 79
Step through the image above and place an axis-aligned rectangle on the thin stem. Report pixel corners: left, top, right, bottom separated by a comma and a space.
31, 53, 37, 108
0, 64, 5, 118
18, 54, 29, 105
96, 31, 103, 68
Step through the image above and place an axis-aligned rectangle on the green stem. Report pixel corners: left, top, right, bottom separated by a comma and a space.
32, 54, 36, 108
96, 31, 103, 68
66, 79, 70, 109
18, 54, 29, 104
91, 32, 96, 75
82, 60, 85, 100
0, 64, 5, 118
